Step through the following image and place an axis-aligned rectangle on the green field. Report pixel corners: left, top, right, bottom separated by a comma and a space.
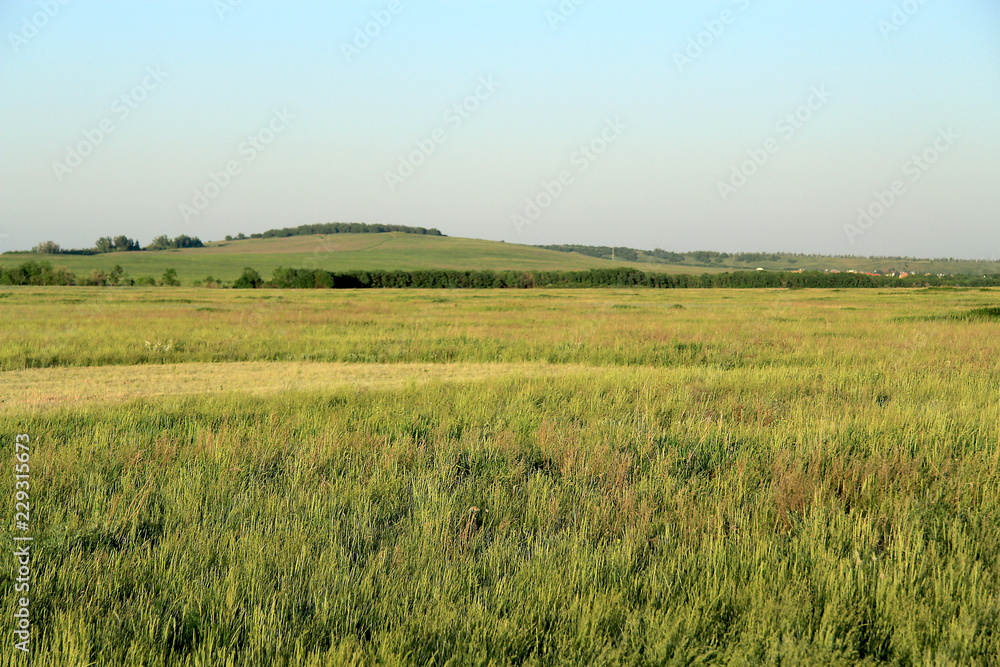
1, 234, 706, 285
2, 287, 999, 664
8, 233, 998, 288
12, 230, 1000, 286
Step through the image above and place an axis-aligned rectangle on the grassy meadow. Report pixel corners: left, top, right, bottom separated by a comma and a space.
2, 286, 999, 664
0, 234, 702, 284
6, 233, 1000, 286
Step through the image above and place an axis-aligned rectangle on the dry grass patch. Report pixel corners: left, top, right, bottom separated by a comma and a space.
0, 361, 600, 413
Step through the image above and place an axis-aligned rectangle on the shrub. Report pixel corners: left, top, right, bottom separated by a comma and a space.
160, 268, 180, 287
234, 267, 263, 289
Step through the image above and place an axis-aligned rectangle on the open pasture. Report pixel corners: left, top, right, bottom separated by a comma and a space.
0, 234, 698, 284
1, 287, 999, 665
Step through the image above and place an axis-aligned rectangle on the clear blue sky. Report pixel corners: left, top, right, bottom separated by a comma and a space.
2, 0, 998, 258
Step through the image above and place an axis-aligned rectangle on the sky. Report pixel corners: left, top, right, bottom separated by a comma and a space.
2, 0, 999, 259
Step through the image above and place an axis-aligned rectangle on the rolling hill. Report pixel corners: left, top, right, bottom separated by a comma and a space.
6, 230, 997, 287
1, 233, 711, 285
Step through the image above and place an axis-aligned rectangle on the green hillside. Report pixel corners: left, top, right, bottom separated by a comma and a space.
1, 234, 708, 285
9, 231, 997, 288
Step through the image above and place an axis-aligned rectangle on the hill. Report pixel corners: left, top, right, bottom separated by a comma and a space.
2, 234, 709, 285
9, 231, 997, 287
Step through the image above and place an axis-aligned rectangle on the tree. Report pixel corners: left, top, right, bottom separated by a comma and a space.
95, 237, 114, 253
109, 265, 124, 285
234, 267, 263, 289
145, 234, 203, 251
113, 235, 139, 251
85, 269, 108, 286
32, 241, 60, 254
172, 234, 203, 249
146, 235, 171, 251
160, 268, 179, 286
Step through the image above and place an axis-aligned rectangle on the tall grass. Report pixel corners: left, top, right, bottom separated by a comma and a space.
1, 288, 998, 664
1, 287, 998, 372
2, 369, 999, 663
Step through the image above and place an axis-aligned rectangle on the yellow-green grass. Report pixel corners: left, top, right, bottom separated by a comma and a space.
1, 286, 998, 372
1, 287, 998, 664
1, 361, 596, 413
1, 233, 709, 284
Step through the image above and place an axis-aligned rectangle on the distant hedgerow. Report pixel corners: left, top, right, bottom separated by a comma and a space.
231, 266, 1000, 290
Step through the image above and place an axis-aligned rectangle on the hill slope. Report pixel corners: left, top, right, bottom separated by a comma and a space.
2, 234, 709, 285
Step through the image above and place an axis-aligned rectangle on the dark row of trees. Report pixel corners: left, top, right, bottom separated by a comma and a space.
5, 260, 999, 290
95, 236, 141, 253
225, 223, 444, 242
32, 235, 203, 255
1, 261, 77, 285
145, 235, 204, 250
0, 261, 178, 286
236, 267, 1000, 290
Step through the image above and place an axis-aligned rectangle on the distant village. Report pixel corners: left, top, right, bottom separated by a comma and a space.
766, 268, 948, 279
824, 269, 947, 279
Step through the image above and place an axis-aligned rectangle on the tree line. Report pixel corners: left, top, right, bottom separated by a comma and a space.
235, 267, 1000, 290
5, 261, 1000, 289
225, 222, 444, 242
0, 261, 183, 287
32, 235, 203, 255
